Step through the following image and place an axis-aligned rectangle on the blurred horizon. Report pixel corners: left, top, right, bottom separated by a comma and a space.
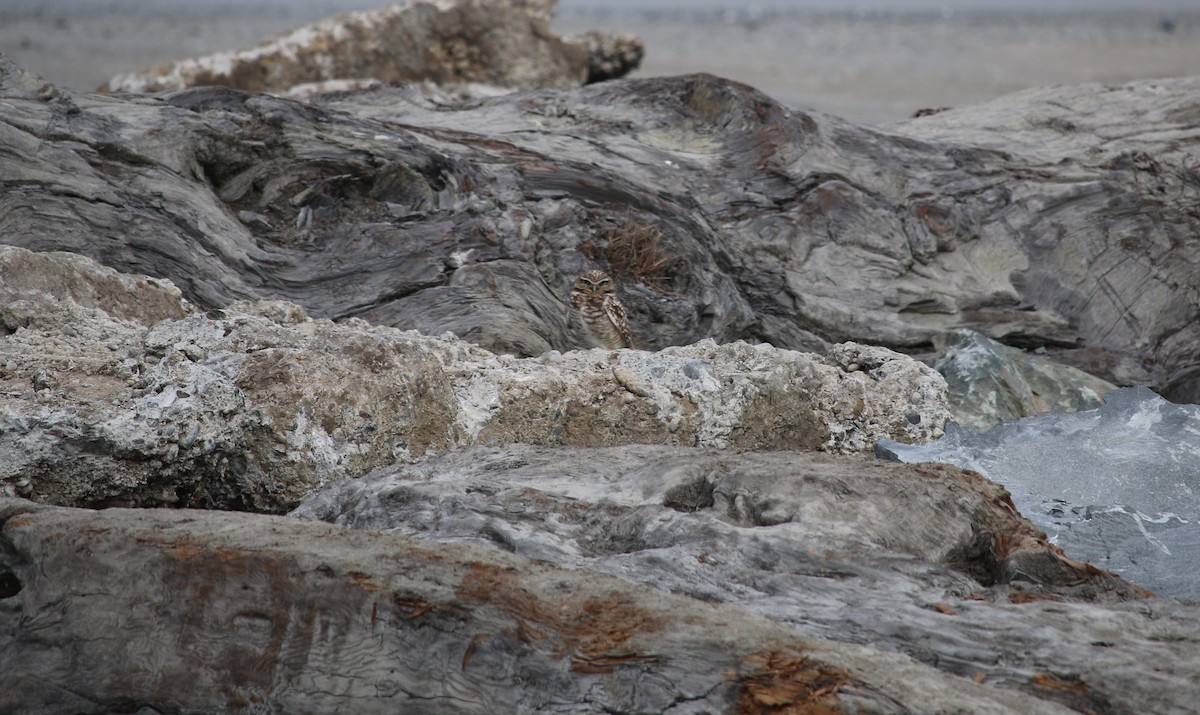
2, 0, 1198, 124
3, 0, 1198, 16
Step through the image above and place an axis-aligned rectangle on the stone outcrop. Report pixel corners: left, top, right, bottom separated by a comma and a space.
0, 247, 192, 331
0, 246, 947, 513
934, 329, 1115, 430
99, 0, 642, 95
291, 444, 1196, 713
5, 57, 1199, 399
878, 385, 1200, 602
5, 47, 1200, 714
572, 30, 645, 84
4, 445, 1197, 713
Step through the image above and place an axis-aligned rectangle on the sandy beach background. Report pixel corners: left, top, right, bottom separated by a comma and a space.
1, 0, 1198, 125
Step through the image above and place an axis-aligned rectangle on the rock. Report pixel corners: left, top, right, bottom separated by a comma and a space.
289, 445, 1200, 715
5, 39, 1199, 715
282, 78, 383, 101
6, 58, 1200, 397
99, 0, 640, 95
0, 247, 947, 512
0, 245, 192, 333
878, 386, 1200, 601
293, 444, 1147, 602
934, 328, 1115, 430
572, 30, 645, 84
5, 446, 1198, 713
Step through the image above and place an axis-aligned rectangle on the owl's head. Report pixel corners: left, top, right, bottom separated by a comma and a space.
572, 270, 615, 296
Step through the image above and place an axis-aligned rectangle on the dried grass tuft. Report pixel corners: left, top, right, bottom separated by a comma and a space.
604, 218, 675, 293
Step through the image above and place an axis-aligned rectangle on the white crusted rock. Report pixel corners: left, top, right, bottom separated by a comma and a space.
0, 250, 947, 511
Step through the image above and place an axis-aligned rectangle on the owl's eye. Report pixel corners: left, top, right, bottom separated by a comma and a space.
598, 279, 610, 286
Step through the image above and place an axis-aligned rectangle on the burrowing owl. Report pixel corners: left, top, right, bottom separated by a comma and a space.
570, 270, 635, 349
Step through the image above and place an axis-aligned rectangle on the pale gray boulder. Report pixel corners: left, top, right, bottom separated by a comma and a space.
933, 329, 1115, 430
0, 246, 192, 331
0, 246, 947, 512
100, 0, 642, 95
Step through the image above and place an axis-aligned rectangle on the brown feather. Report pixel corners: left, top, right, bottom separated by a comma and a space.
570, 270, 635, 349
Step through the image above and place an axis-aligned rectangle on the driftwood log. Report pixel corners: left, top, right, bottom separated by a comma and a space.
3, 58, 1199, 398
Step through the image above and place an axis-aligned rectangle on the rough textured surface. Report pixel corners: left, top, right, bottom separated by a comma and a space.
572, 30, 645, 84
4, 58, 1199, 397
0, 246, 192, 331
0, 489, 1176, 715
0, 246, 947, 513
290, 445, 1200, 715
99, 0, 640, 95
879, 386, 1200, 602
5, 447, 1199, 714
934, 329, 1115, 430
293, 445, 1147, 605
5, 46, 1200, 714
